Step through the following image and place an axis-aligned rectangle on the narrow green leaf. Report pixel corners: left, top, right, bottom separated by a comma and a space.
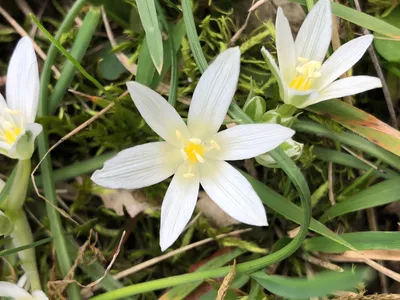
49, 7, 101, 114
313, 146, 397, 179
294, 120, 400, 170
136, 0, 164, 73
303, 231, 400, 253
136, 40, 156, 87
320, 177, 400, 223
307, 99, 400, 157
0, 166, 18, 207
252, 268, 370, 299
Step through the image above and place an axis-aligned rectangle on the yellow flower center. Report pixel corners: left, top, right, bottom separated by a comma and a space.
289, 58, 322, 91
0, 108, 23, 145
176, 130, 220, 178
4, 127, 22, 144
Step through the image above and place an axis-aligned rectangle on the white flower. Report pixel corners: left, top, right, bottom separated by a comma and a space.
92, 47, 294, 251
0, 281, 48, 300
262, 0, 382, 108
0, 37, 42, 160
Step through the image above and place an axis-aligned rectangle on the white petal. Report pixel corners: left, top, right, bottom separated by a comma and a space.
261, 47, 288, 102
295, 0, 332, 62
0, 281, 33, 299
187, 47, 240, 139
0, 93, 8, 110
276, 8, 297, 83
6, 37, 39, 124
91, 142, 182, 189
25, 123, 42, 140
206, 124, 295, 161
307, 76, 382, 106
315, 35, 373, 90
126, 81, 190, 147
32, 290, 49, 300
200, 161, 268, 226
160, 164, 199, 251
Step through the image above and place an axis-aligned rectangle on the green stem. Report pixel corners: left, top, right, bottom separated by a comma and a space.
10, 211, 41, 291
36, 0, 87, 299
6, 159, 30, 213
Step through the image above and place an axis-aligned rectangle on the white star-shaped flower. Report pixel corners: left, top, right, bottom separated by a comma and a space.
262, 0, 382, 108
0, 37, 42, 160
92, 47, 294, 250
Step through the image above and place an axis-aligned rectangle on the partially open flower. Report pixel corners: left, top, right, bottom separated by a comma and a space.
0, 37, 42, 160
92, 47, 295, 250
262, 0, 382, 108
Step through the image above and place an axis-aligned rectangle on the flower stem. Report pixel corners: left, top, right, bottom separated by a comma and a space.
6, 159, 30, 213
10, 210, 42, 291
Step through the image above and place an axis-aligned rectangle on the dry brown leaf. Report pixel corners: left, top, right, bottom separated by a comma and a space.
197, 192, 239, 227
217, 260, 237, 300
99, 190, 152, 218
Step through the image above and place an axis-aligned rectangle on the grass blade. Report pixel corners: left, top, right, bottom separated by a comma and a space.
307, 99, 400, 157
294, 120, 400, 170
49, 7, 101, 114
303, 231, 400, 253
136, 0, 164, 73
320, 177, 400, 223
252, 268, 370, 299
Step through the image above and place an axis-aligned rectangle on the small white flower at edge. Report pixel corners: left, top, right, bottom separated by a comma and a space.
0, 281, 48, 300
262, 0, 382, 108
91, 47, 295, 251
0, 37, 42, 160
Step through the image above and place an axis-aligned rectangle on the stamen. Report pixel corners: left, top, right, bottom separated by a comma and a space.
189, 138, 201, 144
209, 140, 220, 151
298, 57, 308, 63
180, 149, 188, 160
4, 108, 21, 115
194, 151, 205, 163
183, 173, 196, 178
176, 130, 183, 140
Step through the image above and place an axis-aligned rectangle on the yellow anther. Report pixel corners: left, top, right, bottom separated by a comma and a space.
4, 108, 21, 115
290, 58, 322, 91
209, 140, 220, 151
180, 149, 188, 160
183, 173, 196, 178
176, 130, 183, 140
194, 152, 205, 163
4, 127, 21, 144
189, 138, 201, 144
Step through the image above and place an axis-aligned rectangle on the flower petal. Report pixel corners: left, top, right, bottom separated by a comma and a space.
160, 164, 199, 251
307, 76, 382, 106
91, 142, 182, 189
126, 81, 190, 147
6, 37, 39, 124
261, 47, 288, 102
206, 124, 295, 161
276, 8, 297, 83
187, 47, 240, 139
200, 160, 268, 226
295, 0, 332, 62
0, 281, 33, 299
315, 35, 373, 90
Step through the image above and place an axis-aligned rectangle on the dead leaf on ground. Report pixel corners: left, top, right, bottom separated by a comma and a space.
197, 192, 239, 228
97, 189, 154, 218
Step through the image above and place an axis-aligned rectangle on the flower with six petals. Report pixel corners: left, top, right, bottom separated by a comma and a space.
262, 0, 382, 108
92, 47, 295, 250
